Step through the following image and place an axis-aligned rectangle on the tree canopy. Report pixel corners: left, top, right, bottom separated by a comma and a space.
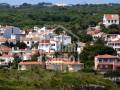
0, 3, 119, 30
80, 45, 117, 69
102, 24, 120, 34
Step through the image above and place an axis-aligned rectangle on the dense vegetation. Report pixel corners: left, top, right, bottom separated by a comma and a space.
102, 24, 120, 34
0, 3, 120, 89
0, 67, 118, 90
0, 3, 120, 30
80, 44, 117, 69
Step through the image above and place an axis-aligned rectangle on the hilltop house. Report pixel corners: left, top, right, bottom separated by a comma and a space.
94, 54, 120, 71
103, 14, 119, 27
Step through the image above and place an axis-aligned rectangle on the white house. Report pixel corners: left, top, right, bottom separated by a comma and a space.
107, 39, 120, 55
33, 26, 54, 34
53, 34, 71, 45
38, 39, 60, 53
22, 53, 31, 61
34, 26, 46, 33
0, 54, 14, 66
92, 32, 105, 41
103, 14, 119, 27
20, 38, 39, 48
103, 34, 119, 42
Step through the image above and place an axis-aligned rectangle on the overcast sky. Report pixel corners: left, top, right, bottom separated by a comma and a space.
0, 0, 120, 5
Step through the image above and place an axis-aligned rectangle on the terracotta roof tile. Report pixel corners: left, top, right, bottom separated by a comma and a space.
104, 14, 119, 20
39, 40, 50, 44
111, 39, 120, 43
95, 54, 118, 58
0, 54, 13, 58
19, 61, 42, 65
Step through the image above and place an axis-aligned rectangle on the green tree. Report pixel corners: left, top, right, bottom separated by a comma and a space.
94, 38, 105, 45
3, 41, 10, 47
79, 32, 93, 43
103, 24, 120, 34
104, 70, 120, 79
80, 45, 117, 69
16, 41, 27, 49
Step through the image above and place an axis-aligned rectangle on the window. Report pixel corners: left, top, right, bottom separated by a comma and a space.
99, 59, 102, 63
109, 59, 114, 63
108, 20, 110, 23
111, 20, 113, 23
32, 41, 34, 44
0, 59, 5, 62
50, 48, 55, 51
51, 44, 55, 46
108, 43, 114, 46
116, 59, 120, 62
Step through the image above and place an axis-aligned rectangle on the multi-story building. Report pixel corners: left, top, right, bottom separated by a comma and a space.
0, 54, 14, 66
94, 54, 120, 71
107, 39, 120, 55
53, 34, 71, 45
38, 39, 61, 53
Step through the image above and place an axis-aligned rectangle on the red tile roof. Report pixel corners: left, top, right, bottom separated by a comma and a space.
19, 61, 42, 65
47, 58, 82, 65
111, 39, 120, 43
39, 40, 50, 44
104, 14, 119, 20
64, 61, 82, 65
48, 58, 69, 61
95, 54, 119, 58
0, 54, 13, 58
87, 29, 101, 35
105, 14, 113, 20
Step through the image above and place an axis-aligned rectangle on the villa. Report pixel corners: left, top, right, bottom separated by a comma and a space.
94, 54, 120, 71
103, 14, 119, 27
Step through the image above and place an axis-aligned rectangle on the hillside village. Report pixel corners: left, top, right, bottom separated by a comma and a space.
0, 13, 119, 73
0, 3, 119, 90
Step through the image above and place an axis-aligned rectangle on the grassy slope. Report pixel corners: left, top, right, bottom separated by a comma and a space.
0, 68, 118, 90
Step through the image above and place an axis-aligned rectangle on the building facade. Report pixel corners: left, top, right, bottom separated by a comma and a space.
94, 54, 120, 71
103, 14, 119, 27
